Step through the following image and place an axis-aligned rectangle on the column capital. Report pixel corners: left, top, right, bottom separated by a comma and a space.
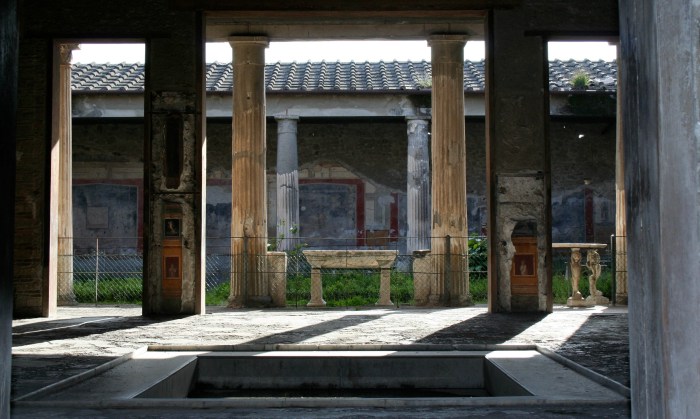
428, 34, 470, 46
59, 43, 80, 65
406, 115, 430, 122
274, 114, 300, 121
228, 36, 269, 48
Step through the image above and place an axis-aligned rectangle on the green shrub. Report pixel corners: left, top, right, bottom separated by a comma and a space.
468, 234, 488, 279
206, 282, 230, 306
470, 277, 488, 303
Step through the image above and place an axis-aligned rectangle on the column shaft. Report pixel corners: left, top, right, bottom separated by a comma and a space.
275, 115, 300, 251
406, 117, 431, 254
143, 21, 206, 316
614, 45, 627, 305
428, 35, 471, 306
229, 37, 270, 307
57, 44, 78, 305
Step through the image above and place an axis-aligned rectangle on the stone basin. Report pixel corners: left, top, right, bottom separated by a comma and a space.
302, 250, 399, 307
302, 250, 399, 269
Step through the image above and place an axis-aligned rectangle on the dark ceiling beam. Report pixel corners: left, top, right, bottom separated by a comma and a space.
173, 0, 520, 12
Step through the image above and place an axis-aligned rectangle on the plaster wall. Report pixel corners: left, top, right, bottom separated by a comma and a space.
69, 117, 614, 253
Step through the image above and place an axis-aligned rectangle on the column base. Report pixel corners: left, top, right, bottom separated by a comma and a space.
58, 295, 78, 306
615, 294, 628, 305
567, 293, 594, 307
227, 295, 245, 308
306, 299, 327, 308
451, 294, 473, 307
586, 293, 610, 306
247, 295, 273, 307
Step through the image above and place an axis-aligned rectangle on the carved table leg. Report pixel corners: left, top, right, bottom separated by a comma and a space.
307, 267, 326, 307
377, 267, 394, 307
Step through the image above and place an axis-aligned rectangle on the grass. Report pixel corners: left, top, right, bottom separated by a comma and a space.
286, 271, 415, 307
74, 276, 142, 304
70, 268, 615, 307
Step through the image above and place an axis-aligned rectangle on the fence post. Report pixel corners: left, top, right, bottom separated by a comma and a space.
445, 235, 452, 305
95, 237, 99, 305
610, 234, 616, 307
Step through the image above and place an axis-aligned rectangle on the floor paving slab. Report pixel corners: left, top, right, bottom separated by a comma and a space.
11, 304, 630, 417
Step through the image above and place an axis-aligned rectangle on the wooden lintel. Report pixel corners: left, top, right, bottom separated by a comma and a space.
174, 1, 520, 12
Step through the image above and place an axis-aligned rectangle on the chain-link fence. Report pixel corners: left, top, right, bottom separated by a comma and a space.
57, 235, 623, 307
58, 235, 489, 307
58, 237, 143, 304
610, 234, 627, 305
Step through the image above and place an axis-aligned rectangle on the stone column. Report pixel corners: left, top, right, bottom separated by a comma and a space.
428, 35, 471, 306
229, 36, 271, 307
1, 0, 18, 414
275, 115, 300, 251
406, 116, 431, 254
487, 9, 551, 313
57, 44, 78, 305
620, 0, 700, 415
614, 44, 627, 305
143, 17, 206, 316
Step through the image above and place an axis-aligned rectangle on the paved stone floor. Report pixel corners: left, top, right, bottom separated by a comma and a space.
11, 304, 630, 418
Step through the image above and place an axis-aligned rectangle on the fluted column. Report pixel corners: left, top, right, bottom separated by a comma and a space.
614, 45, 628, 305
229, 36, 270, 307
275, 115, 300, 251
406, 116, 431, 254
428, 35, 471, 306
58, 44, 79, 305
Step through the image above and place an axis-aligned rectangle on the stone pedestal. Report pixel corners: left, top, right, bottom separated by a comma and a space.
428, 35, 471, 306
275, 115, 300, 251
57, 44, 79, 305
228, 37, 271, 307
406, 117, 431, 255
266, 251, 288, 307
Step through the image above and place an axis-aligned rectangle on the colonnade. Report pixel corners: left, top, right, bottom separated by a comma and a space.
227, 35, 472, 307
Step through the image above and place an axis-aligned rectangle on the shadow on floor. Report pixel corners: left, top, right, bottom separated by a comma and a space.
416, 312, 547, 345
555, 312, 629, 386
12, 315, 176, 349
242, 313, 387, 346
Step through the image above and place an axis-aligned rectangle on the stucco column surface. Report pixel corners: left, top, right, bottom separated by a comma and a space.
57, 44, 79, 305
428, 35, 471, 306
406, 116, 431, 254
229, 37, 271, 307
275, 115, 300, 252
614, 45, 627, 305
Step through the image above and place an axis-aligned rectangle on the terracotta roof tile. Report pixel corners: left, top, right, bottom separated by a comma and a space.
72, 60, 616, 93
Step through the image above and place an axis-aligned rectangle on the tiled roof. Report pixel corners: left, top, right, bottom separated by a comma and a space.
72, 59, 616, 93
